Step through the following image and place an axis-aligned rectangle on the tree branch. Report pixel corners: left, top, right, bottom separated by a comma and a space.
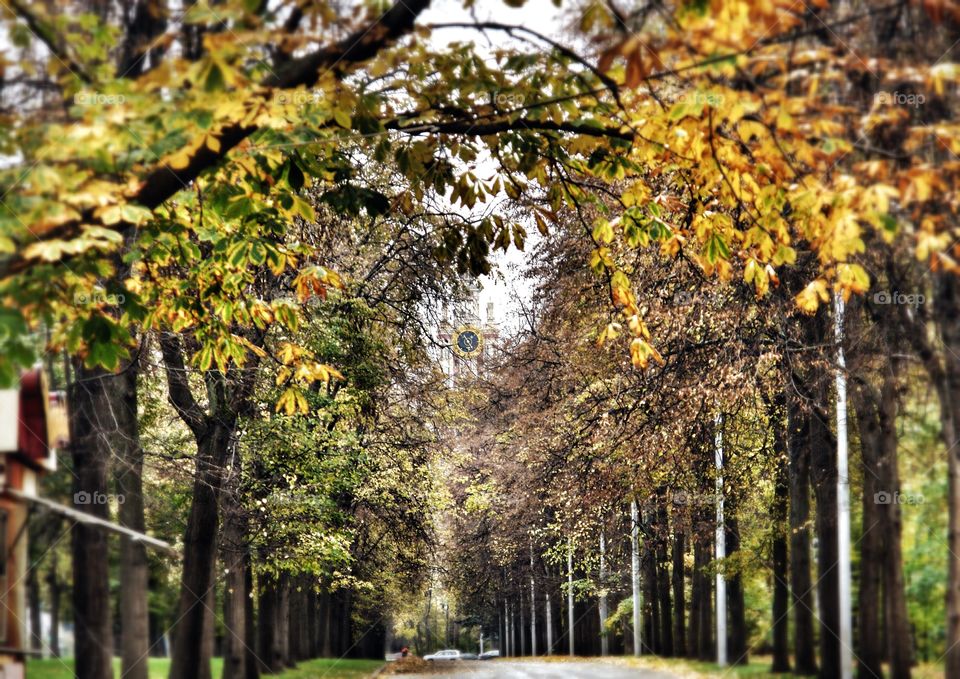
159, 332, 208, 439
137, 0, 431, 208
1, 0, 432, 276
384, 116, 634, 141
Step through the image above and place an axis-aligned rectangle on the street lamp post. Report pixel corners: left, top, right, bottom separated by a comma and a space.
567, 537, 575, 657
835, 293, 853, 679
715, 415, 727, 668
631, 500, 642, 657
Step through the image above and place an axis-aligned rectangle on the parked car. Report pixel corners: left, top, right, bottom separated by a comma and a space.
424, 649, 462, 661
479, 649, 500, 660
459, 652, 478, 660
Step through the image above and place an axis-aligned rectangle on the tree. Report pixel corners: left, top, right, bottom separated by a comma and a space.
3, 0, 960, 672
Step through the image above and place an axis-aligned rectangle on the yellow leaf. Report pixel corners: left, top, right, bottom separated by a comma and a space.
167, 149, 193, 170
275, 387, 308, 415
630, 338, 648, 369
597, 322, 621, 346
796, 279, 829, 313
836, 263, 870, 297
629, 338, 663, 369
277, 342, 304, 365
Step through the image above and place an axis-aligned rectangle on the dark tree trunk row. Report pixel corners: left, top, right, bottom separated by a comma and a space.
253, 573, 364, 672
890, 265, 960, 675
849, 296, 914, 679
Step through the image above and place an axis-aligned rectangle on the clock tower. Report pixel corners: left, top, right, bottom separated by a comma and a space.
438, 280, 499, 380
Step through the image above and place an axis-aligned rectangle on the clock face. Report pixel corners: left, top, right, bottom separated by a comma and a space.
453, 327, 483, 358
457, 330, 479, 353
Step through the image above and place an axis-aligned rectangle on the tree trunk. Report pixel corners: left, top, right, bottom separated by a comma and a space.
853, 355, 912, 679
68, 361, 116, 679
519, 581, 526, 656
643, 517, 659, 654
221, 486, 248, 679
300, 584, 311, 660
545, 587, 554, 654
342, 590, 353, 656
278, 574, 291, 666
161, 333, 259, 679
852, 380, 885, 679
672, 529, 685, 657
27, 563, 41, 653
321, 590, 333, 657
770, 405, 791, 674
688, 530, 701, 660
598, 534, 608, 656
245, 563, 260, 679
656, 497, 673, 656
880, 376, 914, 679
47, 551, 61, 658
657, 553, 673, 657
695, 527, 712, 661
497, 601, 507, 657
257, 575, 282, 673
810, 377, 841, 679
201, 573, 215, 679
170, 422, 232, 679
531, 543, 538, 657
511, 599, 517, 657
307, 587, 318, 659
503, 600, 509, 657
926, 271, 960, 679
288, 580, 302, 662
788, 390, 818, 675
115, 359, 150, 679
567, 539, 575, 656
725, 508, 747, 665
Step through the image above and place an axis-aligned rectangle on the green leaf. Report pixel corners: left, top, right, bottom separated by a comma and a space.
332, 108, 352, 129
704, 232, 730, 263
291, 195, 316, 222
249, 242, 267, 265
204, 63, 226, 92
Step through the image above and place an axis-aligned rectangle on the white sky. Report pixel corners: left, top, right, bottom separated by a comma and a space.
421, 0, 567, 40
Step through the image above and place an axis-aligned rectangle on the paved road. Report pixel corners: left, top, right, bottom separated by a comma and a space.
395, 659, 679, 678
